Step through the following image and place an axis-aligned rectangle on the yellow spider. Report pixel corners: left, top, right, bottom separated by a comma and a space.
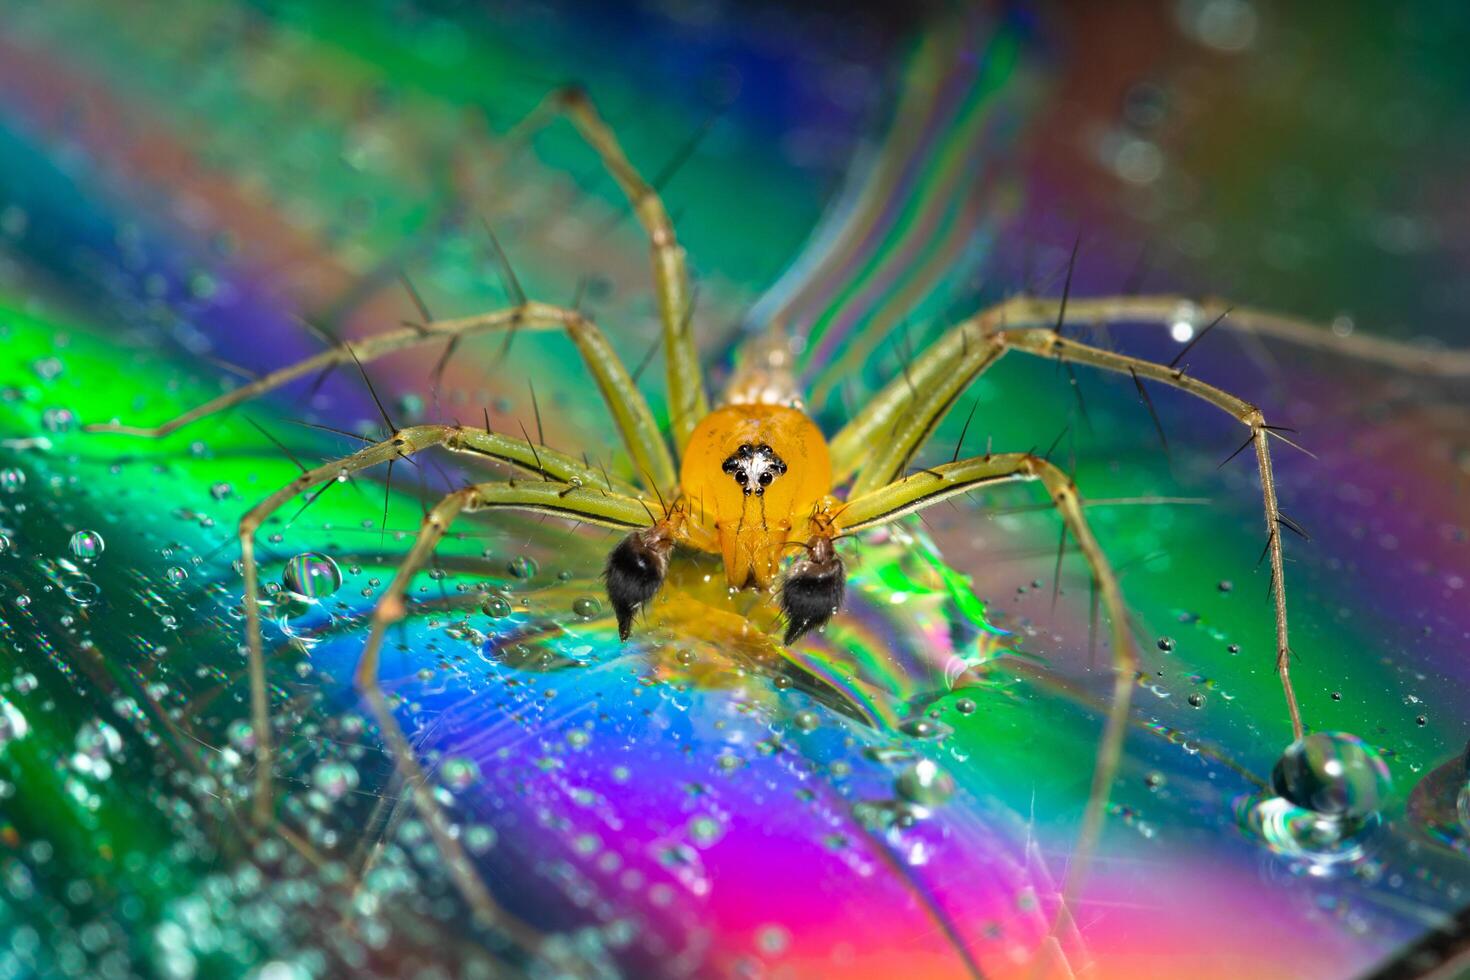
87, 87, 1470, 937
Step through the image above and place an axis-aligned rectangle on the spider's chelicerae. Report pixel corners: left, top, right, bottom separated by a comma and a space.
89, 88, 1470, 934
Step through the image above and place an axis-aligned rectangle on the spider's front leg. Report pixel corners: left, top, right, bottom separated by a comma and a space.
837, 454, 1138, 936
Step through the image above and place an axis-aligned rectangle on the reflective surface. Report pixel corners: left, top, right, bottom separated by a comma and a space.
0, 2, 1468, 977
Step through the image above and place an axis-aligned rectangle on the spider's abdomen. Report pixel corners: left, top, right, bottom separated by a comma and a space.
680, 404, 831, 589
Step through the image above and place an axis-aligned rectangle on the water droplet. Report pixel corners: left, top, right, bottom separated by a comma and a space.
440, 757, 481, 791
311, 760, 359, 800
41, 407, 76, 433
507, 555, 538, 580
464, 824, 497, 854
793, 711, 819, 732
481, 595, 511, 618
165, 566, 188, 586
688, 815, 724, 847
0, 535, 10, 555
1157, 636, 1175, 652
227, 720, 257, 752
755, 924, 790, 956
899, 718, 952, 740
955, 698, 976, 715
209, 482, 234, 501
68, 530, 105, 560
1188, 693, 1205, 708
1272, 732, 1391, 819
283, 552, 342, 599
896, 758, 956, 807
572, 595, 601, 619
0, 468, 25, 493
0, 696, 29, 748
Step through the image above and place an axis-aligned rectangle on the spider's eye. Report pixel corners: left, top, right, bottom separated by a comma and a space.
603, 528, 671, 641
780, 549, 845, 645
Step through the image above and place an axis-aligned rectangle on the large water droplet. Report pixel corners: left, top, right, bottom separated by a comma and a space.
68, 530, 105, 560
283, 552, 342, 599
1272, 731, 1391, 819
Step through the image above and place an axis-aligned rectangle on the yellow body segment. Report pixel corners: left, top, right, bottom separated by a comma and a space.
679, 404, 832, 589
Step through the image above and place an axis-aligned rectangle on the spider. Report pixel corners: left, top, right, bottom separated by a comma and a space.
87, 87, 1470, 941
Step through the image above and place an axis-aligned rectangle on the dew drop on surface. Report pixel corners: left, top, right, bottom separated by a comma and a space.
896, 758, 956, 807
955, 698, 976, 716
1271, 731, 1391, 819
68, 530, 105, 560
0, 468, 25, 493
440, 757, 481, 791
0, 696, 29, 748
282, 552, 342, 599
1188, 693, 1205, 708
572, 595, 602, 619
793, 711, 819, 732
507, 555, 538, 580
165, 566, 188, 586
311, 760, 359, 800
1157, 636, 1175, 652
0, 534, 9, 555
464, 825, 498, 855
226, 720, 256, 752
41, 407, 76, 433
481, 595, 511, 618
899, 718, 952, 740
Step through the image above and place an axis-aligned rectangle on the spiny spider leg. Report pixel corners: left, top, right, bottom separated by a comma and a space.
240, 424, 654, 825
831, 294, 1454, 742
837, 452, 1136, 958
86, 300, 678, 494
832, 294, 1469, 483
237, 426, 652, 947
348, 479, 647, 947
507, 87, 709, 450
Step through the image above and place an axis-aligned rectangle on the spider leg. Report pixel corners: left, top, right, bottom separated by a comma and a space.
508, 88, 709, 451
86, 300, 678, 493
239, 424, 655, 826
838, 453, 1138, 955
995, 326, 1305, 741
345, 479, 647, 945
831, 292, 1469, 485
1005, 293, 1470, 377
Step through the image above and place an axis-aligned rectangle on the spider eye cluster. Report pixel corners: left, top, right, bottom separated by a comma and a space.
720, 442, 788, 496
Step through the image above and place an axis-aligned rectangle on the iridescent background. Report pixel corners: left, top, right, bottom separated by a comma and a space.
0, 1, 1468, 978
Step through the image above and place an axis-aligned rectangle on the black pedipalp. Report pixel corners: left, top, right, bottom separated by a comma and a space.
780, 542, 845, 645
603, 529, 671, 640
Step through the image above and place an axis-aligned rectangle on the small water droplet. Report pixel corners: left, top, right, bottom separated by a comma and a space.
1157, 636, 1175, 652
793, 711, 819, 732
481, 595, 511, 618
0, 468, 25, 493
507, 555, 538, 580
896, 758, 956, 806
572, 595, 601, 619
954, 698, 976, 716
441, 757, 481, 791
311, 760, 359, 800
1188, 693, 1205, 708
68, 530, 105, 560
41, 407, 76, 433
283, 552, 342, 599
165, 566, 188, 585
